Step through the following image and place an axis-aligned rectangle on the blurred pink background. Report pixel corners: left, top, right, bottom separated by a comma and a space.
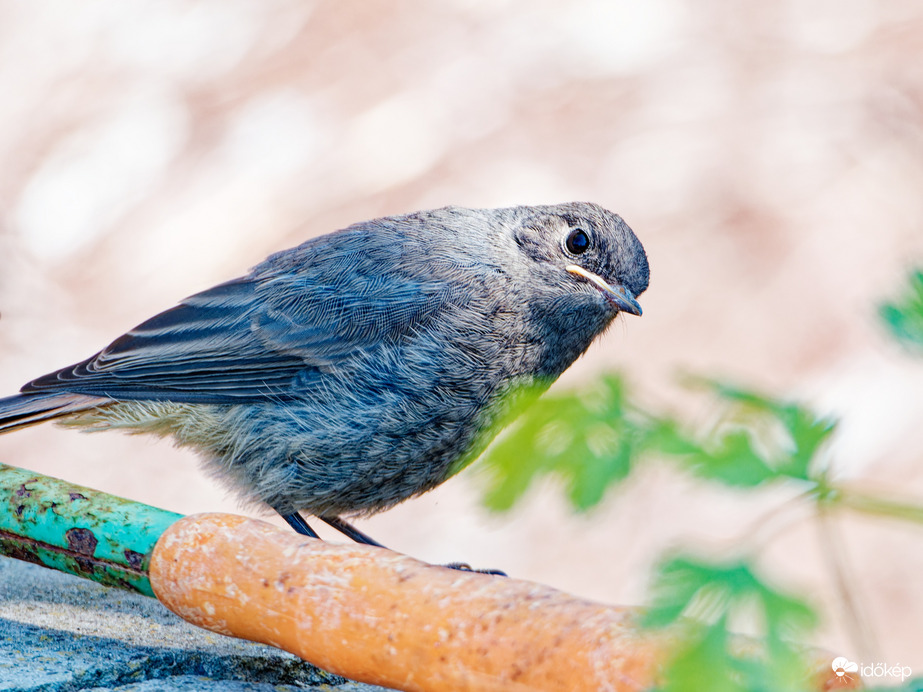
1, 0, 922, 672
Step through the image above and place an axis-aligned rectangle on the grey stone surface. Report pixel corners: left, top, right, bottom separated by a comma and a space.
0, 556, 393, 691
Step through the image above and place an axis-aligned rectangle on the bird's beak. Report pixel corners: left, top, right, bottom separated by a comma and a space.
566, 264, 643, 316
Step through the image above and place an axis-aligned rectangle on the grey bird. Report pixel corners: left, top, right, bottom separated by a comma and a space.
0, 202, 649, 549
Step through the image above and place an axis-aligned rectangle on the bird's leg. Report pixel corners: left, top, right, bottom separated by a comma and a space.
323, 516, 507, 576
279, 511, 320, 538
319, 515, 387, 547
279, 511, 507, 576
276, 510, 384, 546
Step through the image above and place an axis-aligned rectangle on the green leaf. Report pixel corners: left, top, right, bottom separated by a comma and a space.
642, 558, 718, 629
881, 269, 923, 351
643, 555, 817, 692
681, 431, 776, 487
656, 619, 747, 692
479, 373, 837, 513
645, 418, 702, 457
680, 378, 837, 484
479, 374, 649, 513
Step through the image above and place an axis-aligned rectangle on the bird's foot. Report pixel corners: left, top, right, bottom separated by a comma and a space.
442, 561, 507, 577
279, 511, 507, 576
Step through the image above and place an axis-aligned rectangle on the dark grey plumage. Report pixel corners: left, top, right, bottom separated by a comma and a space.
0, 203, 649, 521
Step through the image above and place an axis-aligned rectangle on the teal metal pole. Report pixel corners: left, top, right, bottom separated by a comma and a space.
0, 463, 182, 596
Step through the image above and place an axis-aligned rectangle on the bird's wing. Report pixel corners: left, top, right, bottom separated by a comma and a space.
22, 236, 462, 404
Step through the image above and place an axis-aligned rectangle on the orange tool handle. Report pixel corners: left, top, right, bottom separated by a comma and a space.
149, 513, 854, 692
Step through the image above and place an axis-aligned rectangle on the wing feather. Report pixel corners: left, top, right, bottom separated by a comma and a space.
22, 226, 461, 404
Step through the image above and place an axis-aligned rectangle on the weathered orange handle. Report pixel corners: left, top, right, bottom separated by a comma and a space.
149, 513, 854, 692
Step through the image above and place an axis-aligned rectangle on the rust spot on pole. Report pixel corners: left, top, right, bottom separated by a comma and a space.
65, 528, 99, 556
124, 549, 145, 572
65, 528, 99, 574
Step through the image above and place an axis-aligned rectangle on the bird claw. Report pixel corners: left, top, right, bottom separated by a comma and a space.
442, 561, 507, 577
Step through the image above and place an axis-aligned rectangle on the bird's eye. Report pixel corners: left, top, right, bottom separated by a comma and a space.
564, 228, 590, 255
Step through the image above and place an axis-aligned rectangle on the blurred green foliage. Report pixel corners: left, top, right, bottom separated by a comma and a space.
481, 374, 836, 689
880, 269, 923, 351
482, 374, 646, 512
478, 268, 923, 691
680, 379, 837, 486
481, 375, 838, 511
643, 556, 816, 692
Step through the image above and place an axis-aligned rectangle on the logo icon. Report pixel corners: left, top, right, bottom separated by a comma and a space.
831, 657, 913, 683
832, 657, 858, 678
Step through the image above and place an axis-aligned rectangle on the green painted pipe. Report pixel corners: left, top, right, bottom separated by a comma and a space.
0, 463, 182, 596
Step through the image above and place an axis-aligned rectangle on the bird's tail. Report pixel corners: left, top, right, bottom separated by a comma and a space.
0, 392, 109, 434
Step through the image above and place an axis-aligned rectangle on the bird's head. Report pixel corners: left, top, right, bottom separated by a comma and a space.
509, 201, 649, 319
